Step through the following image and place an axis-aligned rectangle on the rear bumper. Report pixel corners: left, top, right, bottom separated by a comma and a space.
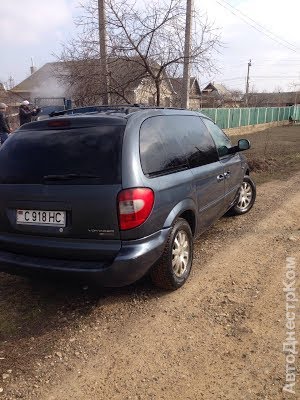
0, 228, 171, 287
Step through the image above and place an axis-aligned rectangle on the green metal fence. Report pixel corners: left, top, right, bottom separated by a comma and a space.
292, 105, 300, 121
198, 105, 299, 129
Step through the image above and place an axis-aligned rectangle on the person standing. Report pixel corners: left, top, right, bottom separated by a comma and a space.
19, 100, 40, 126
0, 103, 11, 145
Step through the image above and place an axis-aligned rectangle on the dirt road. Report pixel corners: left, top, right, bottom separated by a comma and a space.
1, 172, 300, 400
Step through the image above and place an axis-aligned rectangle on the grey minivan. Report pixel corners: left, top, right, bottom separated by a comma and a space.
0, 107, 256, 290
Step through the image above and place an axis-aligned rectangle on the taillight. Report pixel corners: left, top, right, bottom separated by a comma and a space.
47, 119, 71, 128
117, 188, 154, 230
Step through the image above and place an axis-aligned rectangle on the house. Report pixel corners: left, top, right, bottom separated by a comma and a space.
10, 62, 71, 104
11, 60, 200, 108
169, 77, 202, 109
201, 82, 241, 108
10, 60, 174, 107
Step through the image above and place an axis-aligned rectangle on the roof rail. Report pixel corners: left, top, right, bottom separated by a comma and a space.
49, 104, 140, 117
49, 104, 187, 117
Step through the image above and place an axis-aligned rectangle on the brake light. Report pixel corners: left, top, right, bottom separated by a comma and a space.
118, 188, 154, 230
47, 120, 71, 128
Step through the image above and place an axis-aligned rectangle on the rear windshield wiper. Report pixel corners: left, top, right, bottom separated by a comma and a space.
43, 173, 102, 181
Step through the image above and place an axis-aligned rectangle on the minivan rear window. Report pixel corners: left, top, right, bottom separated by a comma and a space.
0, 125, 124, 185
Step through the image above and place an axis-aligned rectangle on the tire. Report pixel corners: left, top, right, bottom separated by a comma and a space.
150, 218, 193, 290
229, 176, 256, 215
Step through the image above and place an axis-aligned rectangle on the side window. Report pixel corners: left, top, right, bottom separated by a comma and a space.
140, 115, 219, 177
202, 118, 232, 157
140, 116, 187, 177
180, 116, 219, 168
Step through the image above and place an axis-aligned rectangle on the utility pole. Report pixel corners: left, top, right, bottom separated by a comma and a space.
245, 59, 252, 107
98, 0, 109, 105
182, 0, 193, 109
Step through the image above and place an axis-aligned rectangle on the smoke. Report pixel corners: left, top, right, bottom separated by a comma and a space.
32, 77, 67, 99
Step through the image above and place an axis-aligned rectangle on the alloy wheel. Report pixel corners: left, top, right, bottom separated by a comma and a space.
172, 230, 190, 277
237, 181, 253, 211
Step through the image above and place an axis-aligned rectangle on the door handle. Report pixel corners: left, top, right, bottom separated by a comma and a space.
224, 170, 231, 179
217, 174, 224, 182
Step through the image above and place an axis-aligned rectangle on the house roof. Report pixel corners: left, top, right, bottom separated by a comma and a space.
11, 58, 175, 97
169, 77, 200, 96
11, 62, 66, 93
202, 82, 231, 97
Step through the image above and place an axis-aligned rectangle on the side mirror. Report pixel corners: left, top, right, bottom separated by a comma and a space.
219, 145, 229, 157
238, 139, 250, 151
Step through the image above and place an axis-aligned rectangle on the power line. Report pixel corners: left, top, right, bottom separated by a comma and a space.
252, 63, 300, 66
221, 77, 244, 81
218, 75, 299, 82
252, 76, 299, 79
214, 60, 300, 68
220, 64, 300, 70
219, 0, 299, 51
199, 78, 216, 88
255, 59, 300, 61
216, 0, 299, 53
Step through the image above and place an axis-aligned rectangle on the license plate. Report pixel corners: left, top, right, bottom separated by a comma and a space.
16, 209, 66, 227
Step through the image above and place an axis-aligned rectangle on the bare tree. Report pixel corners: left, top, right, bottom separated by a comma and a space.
246, 86, 270, 107
57, 0, 220, 106
227, 88, 243, 107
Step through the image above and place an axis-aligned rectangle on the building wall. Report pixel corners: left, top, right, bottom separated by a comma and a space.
189, 97, 201, 109
135, 78, 173, 106
110, 91, 135, 105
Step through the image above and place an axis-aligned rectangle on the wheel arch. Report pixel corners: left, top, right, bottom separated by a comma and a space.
163, 199, 197, 236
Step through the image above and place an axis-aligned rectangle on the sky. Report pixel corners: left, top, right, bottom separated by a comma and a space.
0, 0, 299, 93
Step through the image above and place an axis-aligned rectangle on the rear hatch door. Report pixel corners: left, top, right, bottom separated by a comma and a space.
0, 116, 126, 261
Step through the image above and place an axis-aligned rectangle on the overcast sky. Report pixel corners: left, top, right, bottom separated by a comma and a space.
0, 0, 299, 93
